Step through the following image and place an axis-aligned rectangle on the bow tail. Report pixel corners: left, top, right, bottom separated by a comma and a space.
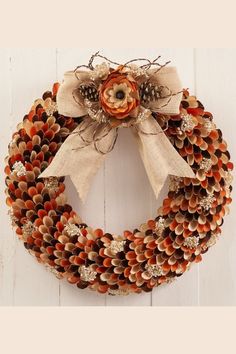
39, 123, 106, 203
134, 116, 195, 199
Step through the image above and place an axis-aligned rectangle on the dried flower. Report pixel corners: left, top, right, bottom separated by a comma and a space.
44, 99, 57, 116
91, 62, 110, 81
108, 240, 125, 255
12, 161, 26, 176
64, 223, 81, 237
180, 113, 196, 132
108, 288, 130, 296
31, 97, 57, 117
155, 217, 166, 236
199, 158, 212, 172
22, 221, 36, 240
169, 176, 183, 192
100, 69, 139, 119
8, 209, 18, 227
122, 63, 148, 78
199, 193, 216, 211
79, 265, 97, 282
44, 176, 59, 190
145, 264, 163, 277
45, 264, 63, 279
203, 119, 215, 132
183, 236, 199, 249
135, 107, 151, 124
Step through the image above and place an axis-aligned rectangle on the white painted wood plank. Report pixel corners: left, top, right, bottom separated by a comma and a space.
10, 49, 60, 305
0, 49, 15, 306
152, 49, 199, 306
59, 279, 106, 306
106, 290, 152, 306
12, 246, 60, 306
104, 128, 152, 234
195, 49, 236, 305
152, 266, 199, 306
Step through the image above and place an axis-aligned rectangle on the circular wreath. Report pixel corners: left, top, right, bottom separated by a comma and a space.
5, 78, 233, 296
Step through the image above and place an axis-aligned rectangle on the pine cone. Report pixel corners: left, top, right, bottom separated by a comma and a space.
139, 82, 161, 104
79, 85, 99, 102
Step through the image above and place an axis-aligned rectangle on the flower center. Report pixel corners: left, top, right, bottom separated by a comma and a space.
115, 90, 125, 100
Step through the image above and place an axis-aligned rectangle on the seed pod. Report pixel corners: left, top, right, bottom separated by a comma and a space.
79, 84, 99, 102
139, 82, 162, 103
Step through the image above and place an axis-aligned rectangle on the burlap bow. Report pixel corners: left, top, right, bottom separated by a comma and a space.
40, 65, 195, 202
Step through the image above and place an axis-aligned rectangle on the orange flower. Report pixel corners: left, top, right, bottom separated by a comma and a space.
99, 68, 139, 119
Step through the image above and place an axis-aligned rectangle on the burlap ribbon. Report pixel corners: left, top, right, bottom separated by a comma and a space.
40, 67, 195, 202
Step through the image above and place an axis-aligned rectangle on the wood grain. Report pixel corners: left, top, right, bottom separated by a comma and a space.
0, 49, 15, 306
9, 49, 60, 306
195, 49, 236, 305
